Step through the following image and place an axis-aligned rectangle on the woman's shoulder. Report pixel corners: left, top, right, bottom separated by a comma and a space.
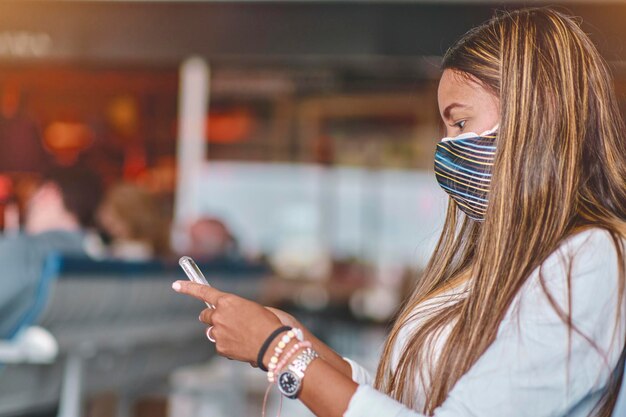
521, 227, 623, 308
551, 226, 623, 272
505, 226, 625, 326
561, 226, 622, 251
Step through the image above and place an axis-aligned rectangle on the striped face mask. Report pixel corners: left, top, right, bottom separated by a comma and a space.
434, 125, 498, 221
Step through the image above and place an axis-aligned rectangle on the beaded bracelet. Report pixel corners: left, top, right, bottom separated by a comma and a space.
268, 340, 312, 383
266, 328, 304, 377
257, 326, 292, 372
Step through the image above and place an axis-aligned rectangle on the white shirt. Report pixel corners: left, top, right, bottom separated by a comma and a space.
343, 228, 625, 417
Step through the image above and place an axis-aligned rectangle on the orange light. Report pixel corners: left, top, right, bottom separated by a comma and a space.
43, 121, 94, 165
206, 108, 255, 144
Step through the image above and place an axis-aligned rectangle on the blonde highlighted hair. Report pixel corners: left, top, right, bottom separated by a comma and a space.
375, 8, 626, 417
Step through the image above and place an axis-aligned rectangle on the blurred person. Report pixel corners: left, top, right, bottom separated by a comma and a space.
186, 217, 241, 261
97, 183, 170, 261
0, 83, 49, 173
172, 8, 626, 417
0, 166, 102, 336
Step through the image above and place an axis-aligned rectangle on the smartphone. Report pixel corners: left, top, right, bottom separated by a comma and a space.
178, 256, 214, 308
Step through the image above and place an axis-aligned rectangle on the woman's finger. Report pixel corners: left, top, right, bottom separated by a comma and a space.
199, 307, 214, 324
172, 280, 224, 305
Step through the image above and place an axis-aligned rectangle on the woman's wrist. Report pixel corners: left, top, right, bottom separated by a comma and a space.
257, 325, 292, 371
258, 318, 351, 378
262, 328, 302, 369
269, 341, 312, 382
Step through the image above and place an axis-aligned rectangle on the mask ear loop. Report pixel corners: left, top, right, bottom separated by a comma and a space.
480, 123, 499, 136
441, 131, 480, 142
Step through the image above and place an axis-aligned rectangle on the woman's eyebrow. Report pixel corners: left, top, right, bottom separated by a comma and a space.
442, 103, 470, 120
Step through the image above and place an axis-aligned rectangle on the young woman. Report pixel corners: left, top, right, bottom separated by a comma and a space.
172, 8, 626, 417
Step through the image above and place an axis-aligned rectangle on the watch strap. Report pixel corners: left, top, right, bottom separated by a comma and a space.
288, 347, 319, 379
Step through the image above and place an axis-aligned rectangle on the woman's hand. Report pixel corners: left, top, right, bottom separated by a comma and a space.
172, 280, 282, 365
172, 281, 353, 378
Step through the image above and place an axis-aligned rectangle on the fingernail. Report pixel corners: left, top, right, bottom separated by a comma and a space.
172, 282, 182, 291
198, 314, 202, 321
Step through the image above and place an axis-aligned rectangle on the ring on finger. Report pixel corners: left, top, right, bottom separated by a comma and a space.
207, 326, 216, 343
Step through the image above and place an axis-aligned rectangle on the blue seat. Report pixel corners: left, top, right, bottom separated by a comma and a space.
0, 252, 61, 341
56, 255, 269, 278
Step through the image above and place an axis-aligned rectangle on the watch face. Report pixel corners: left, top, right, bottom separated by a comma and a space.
277, 370, 300, 397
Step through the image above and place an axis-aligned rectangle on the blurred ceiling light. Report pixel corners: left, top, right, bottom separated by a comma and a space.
43, 121, 94, 165
0, 31, 51, 58
107, 95, 139, 137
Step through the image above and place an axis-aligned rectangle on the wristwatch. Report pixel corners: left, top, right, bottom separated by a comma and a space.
276, 347, 319, 399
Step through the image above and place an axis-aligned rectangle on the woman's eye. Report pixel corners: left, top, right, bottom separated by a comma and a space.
454, 120, 466, 130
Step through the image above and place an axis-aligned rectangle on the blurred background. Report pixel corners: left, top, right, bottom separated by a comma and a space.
1, 1, 626, 417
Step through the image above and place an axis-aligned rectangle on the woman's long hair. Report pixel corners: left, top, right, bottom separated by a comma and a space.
374, 8, 626, 417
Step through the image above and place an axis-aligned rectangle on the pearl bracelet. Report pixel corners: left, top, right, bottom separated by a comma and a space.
266, 328, 303, 377
268, 340, 312, 383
